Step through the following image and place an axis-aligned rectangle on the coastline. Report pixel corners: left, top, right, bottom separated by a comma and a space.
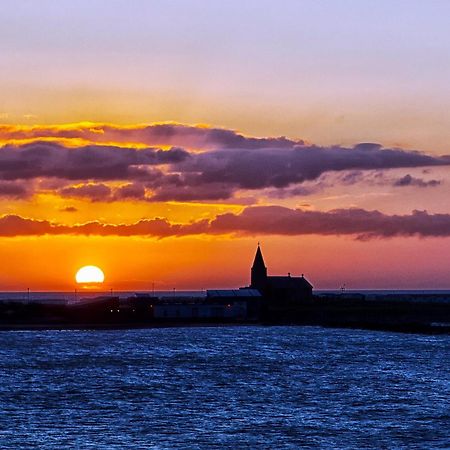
1, 289, 449, 335
1, 320, 449, 335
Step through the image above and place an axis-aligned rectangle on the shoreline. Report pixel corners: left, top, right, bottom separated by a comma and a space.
0, 321, 449, 335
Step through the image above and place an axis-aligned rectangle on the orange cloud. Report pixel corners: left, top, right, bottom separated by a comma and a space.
0, 122, 297, 149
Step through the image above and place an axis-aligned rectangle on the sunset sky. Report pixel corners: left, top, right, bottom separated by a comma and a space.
1, 1, 450, 290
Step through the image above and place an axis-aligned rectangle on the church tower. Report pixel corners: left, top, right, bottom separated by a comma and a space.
251, 244, 267, 291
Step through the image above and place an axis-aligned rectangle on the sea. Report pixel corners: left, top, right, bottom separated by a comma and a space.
0, 326, 448, 449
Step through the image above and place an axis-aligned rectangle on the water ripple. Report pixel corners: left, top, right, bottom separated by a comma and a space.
0, 326, 448, 449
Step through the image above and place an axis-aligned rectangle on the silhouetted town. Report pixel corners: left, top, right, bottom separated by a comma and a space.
0, 245, 449, 333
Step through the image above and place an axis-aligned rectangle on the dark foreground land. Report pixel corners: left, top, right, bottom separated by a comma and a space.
0, 292, 449, 334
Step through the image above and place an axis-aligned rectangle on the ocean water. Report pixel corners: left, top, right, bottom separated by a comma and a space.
0, 326, 448, 449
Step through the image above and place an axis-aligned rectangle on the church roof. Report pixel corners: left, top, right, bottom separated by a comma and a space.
268, 275, 313, 289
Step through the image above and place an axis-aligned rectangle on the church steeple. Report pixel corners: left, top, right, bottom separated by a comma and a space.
252, 243, 266, 270
251, 243, 267, 291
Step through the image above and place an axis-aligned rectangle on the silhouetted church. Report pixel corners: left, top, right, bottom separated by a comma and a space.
249, 244, 313, 304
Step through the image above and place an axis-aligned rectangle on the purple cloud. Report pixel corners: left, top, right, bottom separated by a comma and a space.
393, 174, 441, 187
144, 144, 448, 200
0, 133, 448, 203
59, 183, 112, 202
114, 183, 147, 200
0, 142, 189, 181
179, 145, 447, 190
210, 206, 450, 239
0, 180, 32, 199
1, 206, 450, 239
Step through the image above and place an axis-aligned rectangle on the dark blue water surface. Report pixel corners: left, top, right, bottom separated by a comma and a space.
0, 326, 448, 449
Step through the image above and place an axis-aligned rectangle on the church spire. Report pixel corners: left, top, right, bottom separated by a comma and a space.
251, 243, 267, 291
252, 243, 266, 270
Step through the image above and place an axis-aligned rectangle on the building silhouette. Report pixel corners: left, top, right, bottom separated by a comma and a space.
250, 243, 313, 304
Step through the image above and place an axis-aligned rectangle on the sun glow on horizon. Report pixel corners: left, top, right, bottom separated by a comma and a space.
75, 265, 105, 284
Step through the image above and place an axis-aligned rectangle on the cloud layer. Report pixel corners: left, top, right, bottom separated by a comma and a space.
0, 123, 299, 150
2, 206, 450, 239
0, 128, 448, 202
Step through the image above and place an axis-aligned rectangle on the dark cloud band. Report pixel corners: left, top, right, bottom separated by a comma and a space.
1, 206, 450, 239
0, 123, 449, 202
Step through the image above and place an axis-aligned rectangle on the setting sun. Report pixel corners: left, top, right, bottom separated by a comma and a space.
75, 265, 105, 284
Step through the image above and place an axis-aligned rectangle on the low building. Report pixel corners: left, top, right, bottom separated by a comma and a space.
153, 289, 261, 321
207, 289, 261, 320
